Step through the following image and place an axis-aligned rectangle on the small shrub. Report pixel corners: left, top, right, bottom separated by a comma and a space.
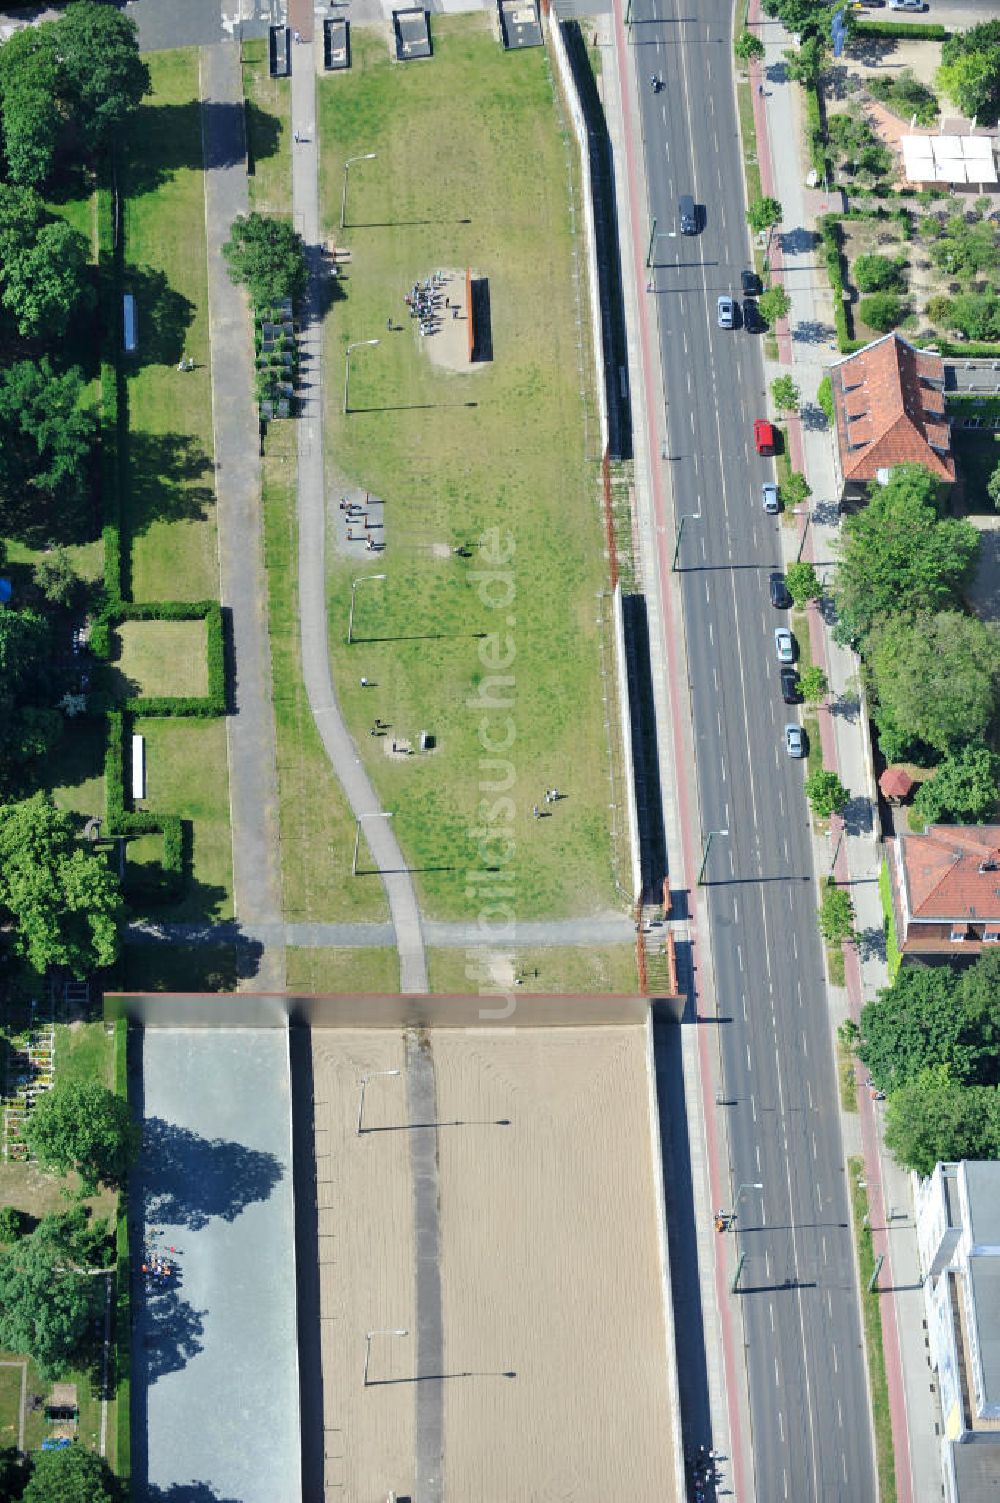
0, 1206, 24, 1242
854, 253, 906, 294
926, 294, 954, 326
817, 374, 835, 425
858, 292, 905, 333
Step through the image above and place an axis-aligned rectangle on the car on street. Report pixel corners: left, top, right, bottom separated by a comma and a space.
889, 0, 925, 9
785, 723, 806, 758
774, 626, 795, 663
754, 418, 777, 456
780, 665, 800, 703
742, 298, 763, 333
769, 571, 791, 608
679, 194, 698, 235
762, 481, 779, 514
717, 295, 736, 329
741, 269, 763, 297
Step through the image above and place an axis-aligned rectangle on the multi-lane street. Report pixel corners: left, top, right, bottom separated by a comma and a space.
632, 4, 877, 1497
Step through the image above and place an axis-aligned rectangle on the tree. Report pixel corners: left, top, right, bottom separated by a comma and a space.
24, 1082, 138, 1192
858, 292, 905, 333
833, 464, 978, 644
930, 217, 1000, 282
32, 550, 80, 609
0, 1447, 27, 1503
884, 1071, 1000, 1177
0, 1227, 103, 1378
804, 767, 849, 818
762, 0, 833, 38
0, 794, 122, 977
0, 1207, 24, 1243
21, 1444, 115, 1503
799, 665, 829, 704
0, 28, 63, 190
946, 293, 1000, 343
784, 35, 828, 86
871, 610, 1000, 757
786, 561, 821, 603
0, 361, 95, 536
958, 949, 1000, 1079
816, 374, 834, 426
758, 284, 791, 326
734, 29, 765, 63
747, 196, 782, 236
819, 878, 854, 943
222, 213, 308, 307
770, 375, 800, 412
783, 471, 812, 508
53, 1, 149, 151
856, 967, 972, 1092
0, 609, 50, 695
988, 459, 1000, 512
0, 188, 93, 341
937, 20, 1000, 127
854, 254, 906, 294
913, 746, 1000, 825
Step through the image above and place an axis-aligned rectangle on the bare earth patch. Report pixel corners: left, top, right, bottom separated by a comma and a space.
406, 266, 481, 375
116, 619, 209, 698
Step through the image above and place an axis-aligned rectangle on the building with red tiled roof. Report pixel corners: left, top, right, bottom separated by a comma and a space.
829, 332, 954, 503
888, 824, 1000, 957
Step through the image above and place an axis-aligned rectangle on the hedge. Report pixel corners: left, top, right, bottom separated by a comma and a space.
104, 710, 184, 898
804, 84, 829, 184
112, 1017, 131, 1484
818, 215, 867, 354
94, 601, 226, 716
853, 20, 947, 41
926, 339, 1000, 360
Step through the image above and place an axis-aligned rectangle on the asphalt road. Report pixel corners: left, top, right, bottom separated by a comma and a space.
634, 5, 877, 1498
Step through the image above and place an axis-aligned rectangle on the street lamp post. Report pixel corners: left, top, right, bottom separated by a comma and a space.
732, 1181, 764, 1227
672, 511, 701, 572
348, 573, 385, 645
357, 1069, 401, 1135
343, 338, 380, 416
340, 151, 377, 231
352, 810, 394, 877
697, 827, 729, 886
363, 1327, 408, 1386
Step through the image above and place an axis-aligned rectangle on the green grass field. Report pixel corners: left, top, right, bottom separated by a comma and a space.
316, 18, 616, 922
242, 38, 291, 216
427, 943, 638, 993
134, 718, 233, 921
123, 50, 217, 602
285, 946, 401, 992
263, 422, 388, 921
115, 619, 209, 698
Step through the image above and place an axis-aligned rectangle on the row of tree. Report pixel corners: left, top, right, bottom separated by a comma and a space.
843, 951, 1000, 1175
832, 464, 1000, 818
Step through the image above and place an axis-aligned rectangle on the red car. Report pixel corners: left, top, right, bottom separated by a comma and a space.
754, 419, 777, 456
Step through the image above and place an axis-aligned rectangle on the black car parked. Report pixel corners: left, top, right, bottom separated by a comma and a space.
741, 269, 763, 297
780, 666, 801, 704
769, 571, 792, 609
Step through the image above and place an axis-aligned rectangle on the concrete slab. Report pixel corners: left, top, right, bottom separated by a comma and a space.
132, 1029, 300, 1503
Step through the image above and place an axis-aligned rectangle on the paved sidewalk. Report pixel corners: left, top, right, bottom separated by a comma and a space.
289, 35, 428, 993
750, 10, 942, 1499
200, 43, 286, 993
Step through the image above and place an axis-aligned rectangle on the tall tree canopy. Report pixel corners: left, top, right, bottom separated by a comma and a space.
222, 213, 308, 306
855, 966, 991, 1093
937, 20, 1000, 126
0, 1222, 104, 1378
0, 794, 121, 977
25, 1082, 138, 1192
884, 1072, 1000, 1178
0, 29, 63, 189
0, 360, 95, 538
913, 746, 1000, 825
870, 610, 1000, 757
0, 186, 92, 340
21, 1447, 116, 1503
55, 1, 150, 150
833, 465, 979, 645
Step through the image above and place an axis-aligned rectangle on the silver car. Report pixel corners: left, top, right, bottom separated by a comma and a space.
762, 482, 779, 514
775, 626, 795, 663
785, 723, 805, 758
717, 295, 736, 329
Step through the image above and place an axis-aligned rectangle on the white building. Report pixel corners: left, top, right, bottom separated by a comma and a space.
915, 1161, 1000, 1502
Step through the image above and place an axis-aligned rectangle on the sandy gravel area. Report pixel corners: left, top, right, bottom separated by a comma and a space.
310, 1024, 677, 1501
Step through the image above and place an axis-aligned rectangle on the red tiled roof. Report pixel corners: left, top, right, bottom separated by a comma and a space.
831, 333, 955, 484
899, 825, 1000, 923
880, 766, 916, 798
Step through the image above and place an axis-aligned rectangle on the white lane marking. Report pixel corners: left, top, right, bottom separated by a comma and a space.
769, 1303, 775, 1333
792, 933, 798, 960
755, 1143, 761, 1171
823, 1234, 828, 1264
742, 992, 748, 1020
751, 1093, 757, 1123
775, 1358, 781, 1388
746, 1045, 752, 1071
807, 1078, 813, 1110
778, 1410, 785, 1442
811, 1132, 818, 1161
837, 1398, 843, 1430
737, 944, 744, 972
802, 1032, 808, 1058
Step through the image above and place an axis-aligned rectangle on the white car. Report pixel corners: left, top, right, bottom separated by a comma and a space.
785, 724, 805, 759
774, 626, 795, 663
718, 295, 736, 329
888, 0, 925, 11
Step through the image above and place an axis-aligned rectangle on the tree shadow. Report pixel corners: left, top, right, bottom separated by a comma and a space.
778, 225, 819, 257
244, 102, 282, 178
799, 398, 830, 432
123, 102, 209, 197
201, 99, 254, 175
813, 498, 841, 527
793, 320, 836, 347
830, 688, 861, 724
141, 1116, 285, 1231
123, 264, 196, 370
146, 1485, 244, 1503
139, 1285, 207, 1384
126, 430, 215, 537
856, 923, 887, 964
842, 793, 874, 837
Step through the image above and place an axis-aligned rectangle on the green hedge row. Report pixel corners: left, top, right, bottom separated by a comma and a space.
112, 1017, 131, 1484
853, 19, 947, 41
804, 84, 829, 184
92, 602, 226, 716
928, 339, 1000, 359
104, 710, 184, 897
818, 215, 865, 353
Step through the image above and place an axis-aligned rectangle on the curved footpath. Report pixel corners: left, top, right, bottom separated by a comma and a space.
289, 30, 428, 994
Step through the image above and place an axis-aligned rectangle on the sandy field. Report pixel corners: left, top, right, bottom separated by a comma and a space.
311, 1024, 677, 1501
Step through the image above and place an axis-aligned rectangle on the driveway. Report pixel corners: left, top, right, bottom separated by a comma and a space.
131, 1029, 300, 1503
